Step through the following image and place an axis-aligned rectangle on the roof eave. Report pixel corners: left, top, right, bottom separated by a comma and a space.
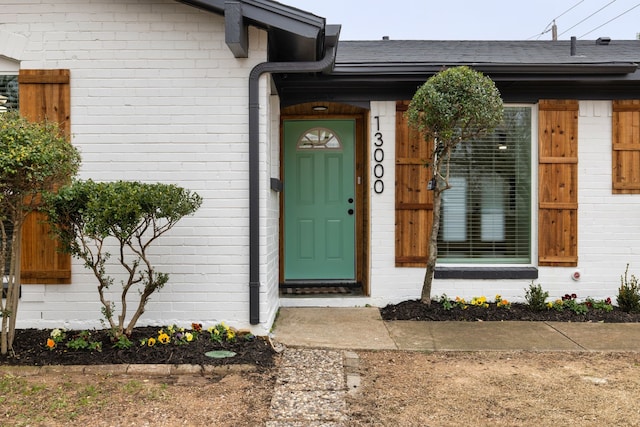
332, 62, 639, 76
176, 0, 326, 61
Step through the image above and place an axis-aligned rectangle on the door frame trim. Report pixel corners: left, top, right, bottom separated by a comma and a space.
279, 105, 369, 296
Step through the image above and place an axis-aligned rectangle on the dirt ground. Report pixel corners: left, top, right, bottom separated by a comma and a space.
1, 367, 276, 426
4, 351, 640, 426
348, 351, 640, 427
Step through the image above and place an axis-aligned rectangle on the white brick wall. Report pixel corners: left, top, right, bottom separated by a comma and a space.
3, 1, 639, 325
1, 0, 274, 333
362, 100, 640, 306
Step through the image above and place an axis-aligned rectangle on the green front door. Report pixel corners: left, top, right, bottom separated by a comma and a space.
284, 120, 356, 281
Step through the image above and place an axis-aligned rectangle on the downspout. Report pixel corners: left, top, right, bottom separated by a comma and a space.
248, 25, 340, 324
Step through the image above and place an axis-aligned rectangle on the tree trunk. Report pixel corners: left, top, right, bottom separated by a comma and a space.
7, 221, 22, 350
421, 186, 443, 306
1, 220, 23, 355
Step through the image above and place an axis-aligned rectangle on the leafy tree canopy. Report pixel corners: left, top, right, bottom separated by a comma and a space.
47, 179, 203, 252
407, 66, 504, 145
0, 111, 81, 214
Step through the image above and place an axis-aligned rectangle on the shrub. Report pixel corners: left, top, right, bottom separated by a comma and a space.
45, 179, 202, 338
525, 282, 549, 311
617, 264, 640, 313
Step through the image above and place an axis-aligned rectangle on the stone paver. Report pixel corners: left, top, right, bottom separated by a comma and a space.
268, 348, 351, 426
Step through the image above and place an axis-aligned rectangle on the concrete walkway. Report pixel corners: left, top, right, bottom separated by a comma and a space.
269, 307, 640, 425
272, 307, 640, 352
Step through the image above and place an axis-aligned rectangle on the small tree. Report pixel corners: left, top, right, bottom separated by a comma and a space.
0, 111, 81, 355
407, 66, 503, 305
46, 179, 202, 339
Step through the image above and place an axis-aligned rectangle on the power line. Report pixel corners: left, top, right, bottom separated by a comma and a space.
559, 0, 617, 37
579, 2, 640, 38
529, 0, 584, 39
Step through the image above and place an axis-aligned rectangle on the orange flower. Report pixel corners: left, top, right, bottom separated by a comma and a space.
46, 338, 56, 349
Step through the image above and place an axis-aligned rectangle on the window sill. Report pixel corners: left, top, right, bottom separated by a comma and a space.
434, 266, 538, 280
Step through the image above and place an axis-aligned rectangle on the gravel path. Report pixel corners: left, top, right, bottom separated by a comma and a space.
267, 348, 360, 426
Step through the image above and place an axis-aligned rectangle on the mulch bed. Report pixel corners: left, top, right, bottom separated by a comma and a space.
0, 327, 276, 368
381, 299, 640, 322
3, 300, 640, 368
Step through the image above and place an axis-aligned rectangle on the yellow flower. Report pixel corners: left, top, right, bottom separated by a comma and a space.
471, 296, 487, 306
158, 333, 170, 344
227, 330, 235, 340
185, 332, 193, 342
147, 337, 156, 347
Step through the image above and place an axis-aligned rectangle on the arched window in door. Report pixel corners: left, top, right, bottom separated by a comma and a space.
297, 127, 342, 150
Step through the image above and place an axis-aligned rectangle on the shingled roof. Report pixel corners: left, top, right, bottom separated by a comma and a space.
274, 38, 640, 105
176, 1, 640, 104
337, 39, 640, 65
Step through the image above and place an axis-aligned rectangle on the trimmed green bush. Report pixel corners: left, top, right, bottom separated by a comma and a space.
525, 282, 549, 311
46, 179, 202, 338
617, 264, 640, 313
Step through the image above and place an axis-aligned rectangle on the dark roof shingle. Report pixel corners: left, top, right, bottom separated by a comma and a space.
336, 39, 640, 66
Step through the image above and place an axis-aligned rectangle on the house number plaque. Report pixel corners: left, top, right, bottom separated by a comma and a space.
373, 116, 384, 194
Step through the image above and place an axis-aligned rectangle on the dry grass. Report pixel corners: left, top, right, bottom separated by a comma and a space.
348, 351, 640, 427
0, 369, 276, 426
4, 351, 640, 426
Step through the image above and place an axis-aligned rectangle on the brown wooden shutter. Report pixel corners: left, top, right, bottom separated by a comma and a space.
18, 69, 72, 284
395, 101, 433, 267
612, 100, 640, 194
538, 100, 578, 267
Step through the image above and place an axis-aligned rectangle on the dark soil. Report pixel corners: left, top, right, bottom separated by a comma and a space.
381, 299, 640, 322
3, 301, 638, 368
0, 327, 276, 368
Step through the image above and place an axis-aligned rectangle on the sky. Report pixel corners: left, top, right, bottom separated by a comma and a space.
283, 0, 640, 41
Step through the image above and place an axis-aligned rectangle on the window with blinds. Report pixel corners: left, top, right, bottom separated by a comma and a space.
0, 75, 19, 111
438, 106, 532, 263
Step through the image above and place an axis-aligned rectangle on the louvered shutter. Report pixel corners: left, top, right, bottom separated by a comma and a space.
395, 101, 433, 267
612, 100, 640, 194
538, 100, 578, 267
18, 69, 72, 284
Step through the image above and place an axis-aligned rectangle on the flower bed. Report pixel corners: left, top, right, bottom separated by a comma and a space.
1, 323, 276, 368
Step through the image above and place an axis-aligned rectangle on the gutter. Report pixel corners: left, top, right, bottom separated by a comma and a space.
248, 25, 341, 325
